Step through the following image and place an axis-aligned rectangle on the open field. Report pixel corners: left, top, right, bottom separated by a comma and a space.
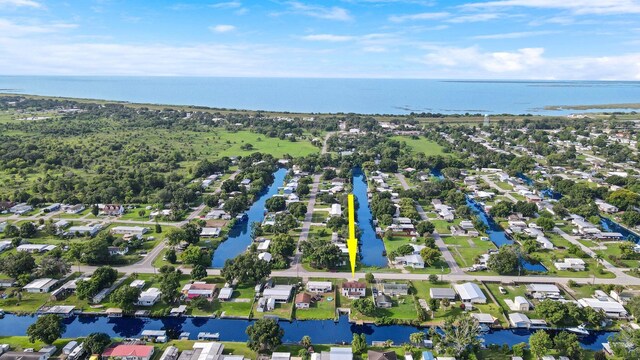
390, 136, 447, 157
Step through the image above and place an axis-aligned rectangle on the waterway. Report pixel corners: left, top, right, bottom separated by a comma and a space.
600, 216, 640, 243
0, 314, 615, 350
466, 197, 547, 272
430, 168, 444, 180
211, 168, 287, 268
352, 168, 388, 267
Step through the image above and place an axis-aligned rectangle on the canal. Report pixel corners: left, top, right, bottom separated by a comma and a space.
0, 314, 615, 350
352, 168, 388, 267
211, 168, 288, 268
466, 197, 547, 272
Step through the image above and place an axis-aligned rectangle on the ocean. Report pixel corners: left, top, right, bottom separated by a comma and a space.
1, 76, 640, 115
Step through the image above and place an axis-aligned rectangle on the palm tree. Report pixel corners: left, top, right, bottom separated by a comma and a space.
301, 335, 312, 349
409, 332, 425, 347
594, 254, 603, 264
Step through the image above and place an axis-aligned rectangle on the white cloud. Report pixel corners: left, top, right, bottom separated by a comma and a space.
0, 0, 41, 8
209, 24, 236, 33
362, 46, 387, 52
345, 0, 435, 5
282, 1, 352, 21
210, 1, 242, 9
416, 45, 640, 79
473, 30, 557, 39
446, 13, 501, 23
461, 0, 640, 15
301, 34, 355, 42
0, 19, 77, 37
389, 12, 450, 22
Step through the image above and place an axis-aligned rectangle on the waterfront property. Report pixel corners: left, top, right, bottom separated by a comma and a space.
211, 168, 287, 267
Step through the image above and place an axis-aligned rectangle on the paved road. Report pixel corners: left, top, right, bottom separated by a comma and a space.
395, 173, 462, 275
292, 132, 333, 273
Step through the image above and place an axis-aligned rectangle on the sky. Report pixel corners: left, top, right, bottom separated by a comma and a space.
0, 0, 640, 79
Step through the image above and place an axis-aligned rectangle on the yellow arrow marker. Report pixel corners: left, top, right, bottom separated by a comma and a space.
347, 193, 358, 278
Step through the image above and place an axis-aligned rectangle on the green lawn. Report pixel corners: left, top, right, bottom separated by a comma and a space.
485, 283, 530, 314
0, 289, 50, 313
311, 211, 329, 223
251, 301, 293, 320
294, 293, 336, 320
444, 236, 496, 269
390, 136, 447, 157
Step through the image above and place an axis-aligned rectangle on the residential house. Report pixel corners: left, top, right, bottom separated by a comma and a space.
429, 288, 456, 300
108, 246, 128, 256
43, 203, 61, 212
67, 224, 101, 237
200, 227, 221, 238
217, 287, 233, 301
454, 283, 487, 304
367, 351, 397, 360
0, 201, 16, 212
506, 296, 531, 312
181, 282, 216, 300
100, 204, 124, 216
9, 203, 33, 215
323, 347, 352, 360
137, 288, 162, 306
330, 204, 342, 217
65, 204, 85, 214
263, 285, 294, 303
341, 281, 366, 299
102, 345, 154, 360
554, 258, 586, 271
111, 226, 148, 239
0, 352, 50, 360
381, 283, 409, 296
256, 297, 276, 312
596, 200, 619, 214
307, 281, 332, 293
130, 280, 146, 289
295, 293, 311, 309
395, 254, 425, 269
375, 294, 393, 308
23, 278, 57, 293
526, 284, 561, 299
578, 298, 628, 318
17, 244, 56, 253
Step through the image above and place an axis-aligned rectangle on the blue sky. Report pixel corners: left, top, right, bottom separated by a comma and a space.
1, 0, 639, 79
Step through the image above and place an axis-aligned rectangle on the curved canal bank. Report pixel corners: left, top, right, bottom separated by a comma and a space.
211, 168, 287, 268
0, 314, 615, 350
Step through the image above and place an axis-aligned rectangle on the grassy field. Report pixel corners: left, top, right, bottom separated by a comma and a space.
444, 236, 496, 269
294, 292, 336, 320
390, 136, 447, 157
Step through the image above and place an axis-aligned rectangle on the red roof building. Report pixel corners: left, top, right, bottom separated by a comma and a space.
102, 345, 154, 360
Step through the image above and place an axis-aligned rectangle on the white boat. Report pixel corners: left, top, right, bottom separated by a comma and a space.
197, 332, 220, 340
479, 324, 490, 334
567, 324, 589, 336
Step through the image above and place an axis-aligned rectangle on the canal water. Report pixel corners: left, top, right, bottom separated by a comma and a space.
600, 216, 640, 243
211, 168, 288, 268
466, 197, 547, 272
430, 168, 444, 180
0, 314, 615, 350
352, 168, 388, 267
